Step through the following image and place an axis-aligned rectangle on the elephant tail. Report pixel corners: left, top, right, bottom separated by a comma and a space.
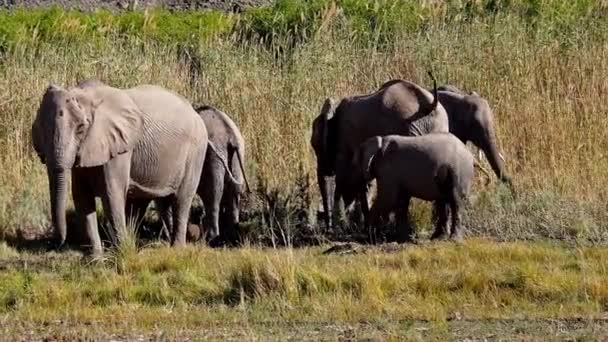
232, 144, 251, 193
425, 70, 439, 115
207, 141, 247, 191
435, 164, 454, 196
406, 70, 439, 123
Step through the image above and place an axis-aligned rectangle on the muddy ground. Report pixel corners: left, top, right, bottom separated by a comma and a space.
0, 0, 272, 12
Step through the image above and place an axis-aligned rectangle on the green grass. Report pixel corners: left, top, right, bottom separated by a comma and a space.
0, 239, 607, 338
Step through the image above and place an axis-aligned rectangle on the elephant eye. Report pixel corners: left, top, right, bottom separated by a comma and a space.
76, 123, 87, 136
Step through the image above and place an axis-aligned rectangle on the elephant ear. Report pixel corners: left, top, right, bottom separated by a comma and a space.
75, 90, 144, 167
31, 114, 46, 164
312, 98, 334, 147
311, 98, 336, 172
31, 84, 62, 164
32, 114, 46, 164
360, 136, 383, 181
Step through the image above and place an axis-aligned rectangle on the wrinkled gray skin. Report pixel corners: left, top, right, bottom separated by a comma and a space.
352, 133, 474, 242
435, 85, 512, 188
311, 74, 448, 231
127, 105, 249, 244
32, 79, 208, 256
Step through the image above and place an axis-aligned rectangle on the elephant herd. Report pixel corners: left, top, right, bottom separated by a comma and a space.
310, 72, 513, 242
30, 73, 511, 256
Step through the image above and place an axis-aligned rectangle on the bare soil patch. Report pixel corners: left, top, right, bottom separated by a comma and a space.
0, 0, 271, 12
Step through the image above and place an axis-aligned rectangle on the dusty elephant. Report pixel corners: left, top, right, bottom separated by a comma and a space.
352, 133, 475, 242
31, 79, 208, 256
127, 105, 249, 245
311, 72, 448, 231
434, 84, 513, 189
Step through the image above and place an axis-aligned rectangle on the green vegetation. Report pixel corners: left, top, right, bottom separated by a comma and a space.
1, 1, 607, 49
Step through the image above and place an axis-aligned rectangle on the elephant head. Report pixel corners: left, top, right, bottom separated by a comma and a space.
352, 136, 383, 183
31, 82, 144, 247
310, 98, 337, 230
441, 91, 512, 188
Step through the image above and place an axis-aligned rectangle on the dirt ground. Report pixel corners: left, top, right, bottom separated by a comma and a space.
0, 0, 272, 12
2, 318, 608, 340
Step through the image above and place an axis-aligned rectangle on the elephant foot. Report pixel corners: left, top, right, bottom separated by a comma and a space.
81, 248, 105, 264
208, 236, 226, 248
396, 234, 417, 245
86, 253, 106, 264
449, 231, 464, 243
171, 239, 187, 248
48, 238, 67, 252
430, 229, 449, 241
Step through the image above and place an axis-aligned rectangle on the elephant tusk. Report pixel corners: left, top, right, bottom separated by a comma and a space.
499, 152, 506, 162
478, 149, 484, 161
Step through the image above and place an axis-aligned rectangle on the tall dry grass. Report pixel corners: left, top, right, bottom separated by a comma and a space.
1, 13, 608, 241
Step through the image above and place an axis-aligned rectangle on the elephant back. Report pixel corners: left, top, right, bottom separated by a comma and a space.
335, 80, 448, 157
126, 85, 207, 147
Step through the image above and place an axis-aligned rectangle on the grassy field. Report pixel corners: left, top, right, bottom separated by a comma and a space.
0, 239, 608, 339
1, 0, 608, 338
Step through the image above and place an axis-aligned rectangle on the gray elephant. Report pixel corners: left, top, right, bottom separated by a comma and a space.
32, 79, 208, 256
352, 133, 474, 242
311, 72, 448, 231
434, 84, 512, 188
195, 105, 249, 243
127, 105, 249, 245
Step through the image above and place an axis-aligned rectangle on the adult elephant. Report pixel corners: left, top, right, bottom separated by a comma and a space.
127, 105, 249, 245
311, 72, 449, 231
435, 85, 513, 189
31, 79, 208, 256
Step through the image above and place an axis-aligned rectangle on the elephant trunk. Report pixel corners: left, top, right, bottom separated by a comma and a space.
317, 169, 332, 231
48, 167, 69, 248
481, 132, 514, 192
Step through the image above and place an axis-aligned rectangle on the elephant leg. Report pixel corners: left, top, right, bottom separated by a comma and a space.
220, 188, 240, 245
200, 159, 224, 243
395, 195, 413, 243
170, 192, 197, 247
171, 149, 204, 247
72, 172, 102, 256
449, 196, 464, 242
369, 181, 397, 244
332, 187, 344, 231
100, 156, 130, 246
358, 189, 370, 234
430, 200, 449, 241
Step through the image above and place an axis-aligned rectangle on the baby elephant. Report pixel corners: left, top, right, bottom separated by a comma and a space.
353, 133, 474, 242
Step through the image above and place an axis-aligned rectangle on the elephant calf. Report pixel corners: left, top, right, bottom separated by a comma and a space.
195, 105, 249, 244
352, 133, 474, 242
